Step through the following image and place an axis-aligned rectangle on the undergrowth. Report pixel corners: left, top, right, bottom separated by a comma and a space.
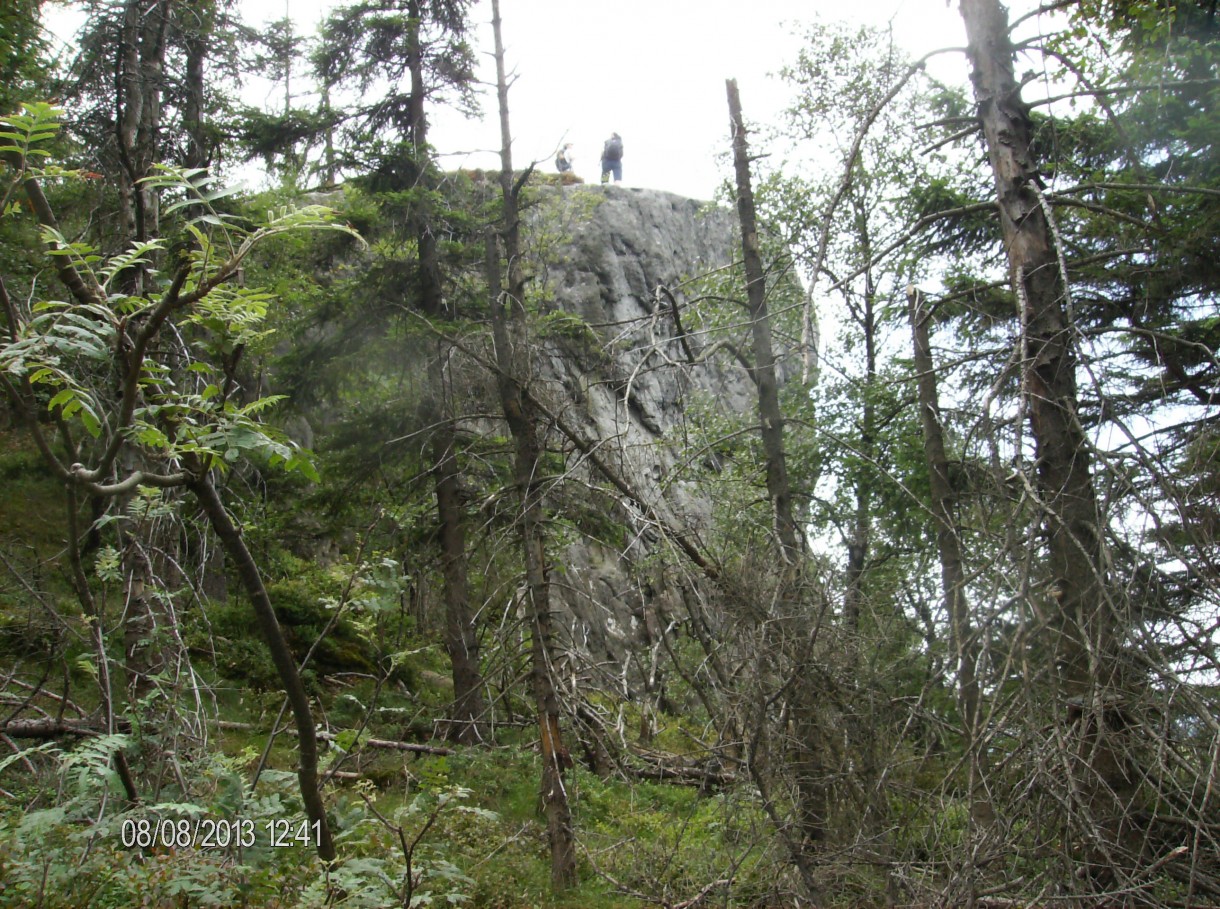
0, 710, 786, 909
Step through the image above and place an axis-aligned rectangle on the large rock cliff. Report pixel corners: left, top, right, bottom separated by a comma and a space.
287, 182, 770, 691
519, 185, 763, 689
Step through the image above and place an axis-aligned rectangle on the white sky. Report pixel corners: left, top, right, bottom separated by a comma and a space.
236, 0, 977, 199
42, 1, 1059, 200
35, 0, 1068, 198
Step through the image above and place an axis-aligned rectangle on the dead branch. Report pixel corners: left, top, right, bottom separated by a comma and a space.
0, 717, 129, 738
216, 720, 454, 756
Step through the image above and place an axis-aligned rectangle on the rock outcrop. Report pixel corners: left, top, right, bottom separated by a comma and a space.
520, 185, 767, 689
287, 182, 775, 692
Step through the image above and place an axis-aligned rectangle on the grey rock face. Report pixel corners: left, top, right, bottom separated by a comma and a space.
523, 185, 759, 687
281, 181, 771, 693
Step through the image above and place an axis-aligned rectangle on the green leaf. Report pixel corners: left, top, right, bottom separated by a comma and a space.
0, 103, 63, 162
99, 239, 167, 289
332, 729, 362, 753
46, 387, 80, 417
0, 741, 59, 774
75, 654, 98, 682
78, 404, 102, 438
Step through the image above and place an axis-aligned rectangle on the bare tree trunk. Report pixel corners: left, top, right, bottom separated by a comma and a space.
727, 80, 827, 906
432, 412, 487, 744
181, 2, 210, 175
116, 0, 143, 244
188, 471, 336, 862
320, 82, 337, 187
486, 230, 578, 891
116, 0, 169, 249
726, 79, 801, 564
908, 287, 993, 906
119, 531, 162, 707
489, 0, 577, 890
115, 0, 174, 728
958, 0, 1134, 879
843, 230, 877, 634
65, 486, 142, 805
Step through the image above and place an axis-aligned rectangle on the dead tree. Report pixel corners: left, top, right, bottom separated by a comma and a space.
727, 78, 802, 564
487, 0, 577, 890
726, 78, 825, 907
908, 287, 992, 905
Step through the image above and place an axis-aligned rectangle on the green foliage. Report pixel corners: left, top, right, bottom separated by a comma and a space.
313, 0, 478, 185
535, 309, 598, 346
3, 736, 539, 907
0, 107, 364, 485
0, 100, 58, 163
3, 734, 775, 909
314, 785, 496, 908
0, 748, 336, 908
0, 1, 45, 116
1, 1, 1217, 904
190, 550, 415, 688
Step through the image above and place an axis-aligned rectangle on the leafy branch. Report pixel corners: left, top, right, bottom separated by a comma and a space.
0, 101, 365, 863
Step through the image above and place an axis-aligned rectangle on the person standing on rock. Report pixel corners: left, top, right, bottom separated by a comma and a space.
556, 142, 574, 174
600, 132, 623, 184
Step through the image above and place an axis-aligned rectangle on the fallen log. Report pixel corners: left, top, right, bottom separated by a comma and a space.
0, 717, 129, 739
1, 716, 452, 768
319, 730, 454, 757
217, 720, 453, 756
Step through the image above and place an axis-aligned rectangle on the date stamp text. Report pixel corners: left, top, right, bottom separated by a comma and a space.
120, 816, 322, 850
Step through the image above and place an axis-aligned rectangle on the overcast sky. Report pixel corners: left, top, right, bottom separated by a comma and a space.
42, 1, 1016, 200
237, 0, 981, 199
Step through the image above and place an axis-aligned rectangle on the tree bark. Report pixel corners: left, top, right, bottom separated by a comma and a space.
119, 532, 162, 707
188, 472, 336, 862
181, 2, 212, 175
432, 418, 488, 744
726, 79, 801, 564
485, 222, 577, 889
114, 0, 176, 717
908, 287, 993, 906
843, 213, 877, 633
116, 0, 170, 249
65, 486, 142, 805
727, 81, 829, 905
405, 0, 487, 746
958, 0, 1134, 878
488, 3, 577, 889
